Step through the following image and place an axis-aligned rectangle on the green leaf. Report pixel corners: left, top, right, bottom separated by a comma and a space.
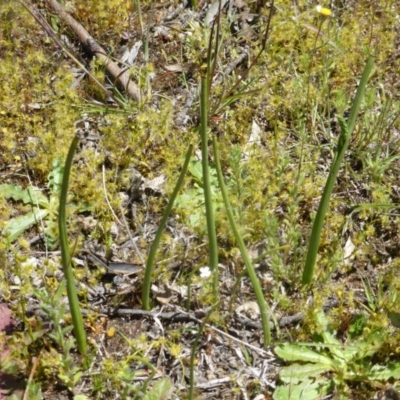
337, 345, 361, 363
62, 325, 74, 335
73, 396, 90, 400
22, 327, 50, 346
50, 16, 60, 33
43, 218, 59, 250
273, 379, 333, 400
279, 363, 334, 384
369, 363, 400, 380
48, 158, 64, 194
72, 371, 83, 385
3, 208, 49, 242
315, 312, 345, 361
275, 343, 333, 365
58, 374, 72, 385
26, 380, 42, 400
143, 378, 174, 400
348, 313, 369, 339
53, 280, 67, 302
335, 114, 349, 151
218, 89, 259, 111
188, 158, 204, 184
0, 184, 49, 207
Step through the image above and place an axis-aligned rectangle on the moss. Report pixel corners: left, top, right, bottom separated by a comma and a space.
73, 0, 132, 44
1, 0, 400, 396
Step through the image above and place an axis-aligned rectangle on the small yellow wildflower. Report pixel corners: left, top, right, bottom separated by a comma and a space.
316, 5, 332, 16
107, 326, 116, 337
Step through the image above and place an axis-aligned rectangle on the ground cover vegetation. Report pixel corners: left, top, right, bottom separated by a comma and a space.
1, 0, 400, 398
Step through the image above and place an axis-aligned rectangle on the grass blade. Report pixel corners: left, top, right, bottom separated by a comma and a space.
200, 77, 219, 301
302, 56, 374, 286
212, 137, 271, 346
142, 145, 193, 310
58, 135, 87, 355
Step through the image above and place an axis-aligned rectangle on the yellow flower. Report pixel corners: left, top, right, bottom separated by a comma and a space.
316, 5, 332, 16
107, 326, 116, 337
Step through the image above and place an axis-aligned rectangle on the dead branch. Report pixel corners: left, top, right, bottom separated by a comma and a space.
46, 0, 141, 102
21, 0, 115, 102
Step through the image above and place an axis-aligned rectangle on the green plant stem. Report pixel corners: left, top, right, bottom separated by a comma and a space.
133, 356, 156, 396
200, 77, 219, 301
142, 145, 193, 310
58, 135, 87, 355
306, 16, 324, 108
212, 137, 271, 346
207, 0, 222, 97
211, 0, 274, 117
302, 56, 374, 286
188, 303, 219, 400
134, 0, 144, 37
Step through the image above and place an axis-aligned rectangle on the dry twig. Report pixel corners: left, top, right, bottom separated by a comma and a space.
46, 0, 141, 102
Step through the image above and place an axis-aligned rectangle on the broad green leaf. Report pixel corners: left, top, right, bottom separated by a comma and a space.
340, 333, 379, 362
279, 363, 334, 384
143, 378, 174, 400
308, 311, 351, 365
187, 157, 220, 188
337, 345, 361, 363
321, 338, 346, 362
275, 344, 333, 365
3, 208, 49, 242
369, 363, 400, 380
0, 184, 49, 207
273, 379, 333, 400
188, 158, 204, 183
315, 311, 346, 363
73, 396, 90, 400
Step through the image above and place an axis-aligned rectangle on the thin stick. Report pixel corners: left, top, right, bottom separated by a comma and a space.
118, 203, 145, 264
22, 356, 40, 400
102, 165, 122, 226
